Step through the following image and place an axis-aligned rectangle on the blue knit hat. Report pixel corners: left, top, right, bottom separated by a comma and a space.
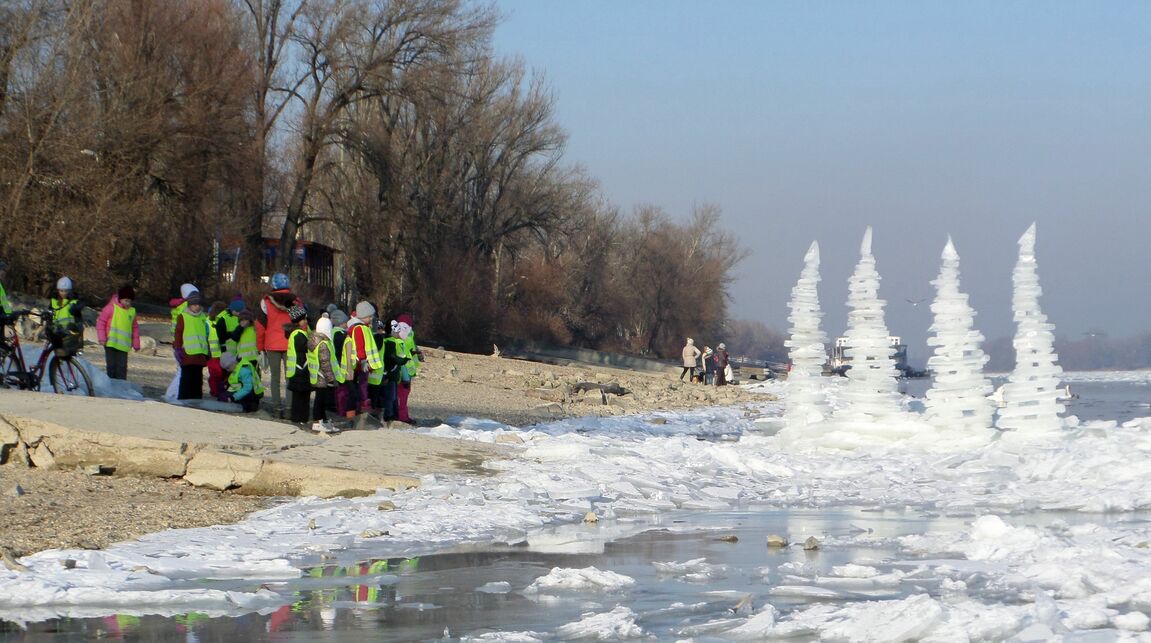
228, 299, 246, 313
271, 273, 290, 289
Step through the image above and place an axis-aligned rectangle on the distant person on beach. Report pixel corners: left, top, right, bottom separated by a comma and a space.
96, 285, 139, 380
284, 305, 312, 424
700, 345, 714, 384
680, 338, 701, 381
258, 273, 302, 417
713, 342, 730, 386
173, 292, 209, 399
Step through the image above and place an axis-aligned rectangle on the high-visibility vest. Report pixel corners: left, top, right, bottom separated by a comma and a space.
403, 332, 420, 377
179, 310, 210, 356
285, 328, 310, 378
227, 360, 264, 396
344, 323, 381, 374
236, 325, 259, 362
374, 336, 409, 385
219, 311, 240, 354
369, 333, 387, 385
106, 303, 136, 352
307, 337, 345, 386
51, 297, 78, 328
170, 301, 188, 333
0, 282, 12, 315
208, 318, 222, 358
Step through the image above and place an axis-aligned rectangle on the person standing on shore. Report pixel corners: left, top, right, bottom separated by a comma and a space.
680, 338, 701, 382
381, 320, 411, 426
345, 301, 381, 425
218, 298, 244, 357
234, 309, 260, 364
165, 283, 198, 400
308, 313, 341, 433
394, 314, 421, 424
205, 301, 229, 401
284, 305, 312, 424
258, 273, 301, 417
96, 286, 139, 380
173, 292, 209, 399
712, 342, 730, 386
326, 305, 352, 418
700, 345, 714, 385
50, 277, 83, 330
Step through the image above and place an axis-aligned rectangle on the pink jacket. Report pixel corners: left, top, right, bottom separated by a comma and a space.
97, 295, 141, 350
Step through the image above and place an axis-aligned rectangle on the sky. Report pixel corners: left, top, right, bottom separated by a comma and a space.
488, 0, 1151, 364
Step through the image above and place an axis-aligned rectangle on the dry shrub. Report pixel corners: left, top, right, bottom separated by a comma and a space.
419, 248, 495, 351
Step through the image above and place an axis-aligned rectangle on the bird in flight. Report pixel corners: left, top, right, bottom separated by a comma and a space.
906, 298, 926, 307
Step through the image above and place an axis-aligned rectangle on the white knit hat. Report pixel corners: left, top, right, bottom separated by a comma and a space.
315, 313, 333, 339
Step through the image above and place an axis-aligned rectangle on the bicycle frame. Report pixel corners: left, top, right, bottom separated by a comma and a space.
1, 318, 57, 391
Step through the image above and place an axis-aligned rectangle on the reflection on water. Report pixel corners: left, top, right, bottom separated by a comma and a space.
0, 508, 1050, 641
6, 508, 1151, 641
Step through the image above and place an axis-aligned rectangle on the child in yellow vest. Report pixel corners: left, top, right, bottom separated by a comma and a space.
96, 286, 139, 380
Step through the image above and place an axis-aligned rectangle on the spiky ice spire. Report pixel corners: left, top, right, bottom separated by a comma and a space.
996, 222, 1064, 434
835, 227, 903, 422
784, 241, 830, 427
923, 237, 994, 435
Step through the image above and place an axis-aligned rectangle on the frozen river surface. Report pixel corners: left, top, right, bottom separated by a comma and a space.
6, 371, 1151, 640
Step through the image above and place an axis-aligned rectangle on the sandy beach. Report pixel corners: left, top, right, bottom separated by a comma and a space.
1, 335, 761, 558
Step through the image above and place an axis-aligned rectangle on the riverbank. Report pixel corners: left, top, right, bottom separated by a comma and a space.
1, 345, 763, 557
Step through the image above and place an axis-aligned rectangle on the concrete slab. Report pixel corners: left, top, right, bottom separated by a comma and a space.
0, 390, 511, 498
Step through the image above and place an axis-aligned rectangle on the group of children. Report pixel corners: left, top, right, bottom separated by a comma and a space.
0, 266, 423, 433
169, 275, 423, 433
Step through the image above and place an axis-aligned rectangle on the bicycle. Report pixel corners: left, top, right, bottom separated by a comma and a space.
0, 309, 94, 396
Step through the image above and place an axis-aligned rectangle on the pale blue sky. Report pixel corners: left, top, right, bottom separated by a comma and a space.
490, 1, 1151, 362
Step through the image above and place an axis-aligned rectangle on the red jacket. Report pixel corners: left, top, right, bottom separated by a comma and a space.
257, 289, 299, 352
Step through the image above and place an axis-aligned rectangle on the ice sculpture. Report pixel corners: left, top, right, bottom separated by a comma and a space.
923, 237, 994, 434
996, 223, 1065, 434
783, 241, 830, 427
834, 227, 903, 423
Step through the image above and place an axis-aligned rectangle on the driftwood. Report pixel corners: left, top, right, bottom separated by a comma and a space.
573, 382, 630, 396
573, 382, 630, 405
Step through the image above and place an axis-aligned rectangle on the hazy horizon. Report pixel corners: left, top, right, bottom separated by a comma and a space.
491, 1, 1151, 364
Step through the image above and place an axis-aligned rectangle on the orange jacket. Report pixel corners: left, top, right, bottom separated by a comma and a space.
257, 289, 299, 352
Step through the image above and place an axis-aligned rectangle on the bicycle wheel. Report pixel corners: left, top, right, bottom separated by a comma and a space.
48, 356, 95, 396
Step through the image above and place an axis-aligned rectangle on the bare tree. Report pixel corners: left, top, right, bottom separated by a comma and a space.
267, 0, 496, 275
